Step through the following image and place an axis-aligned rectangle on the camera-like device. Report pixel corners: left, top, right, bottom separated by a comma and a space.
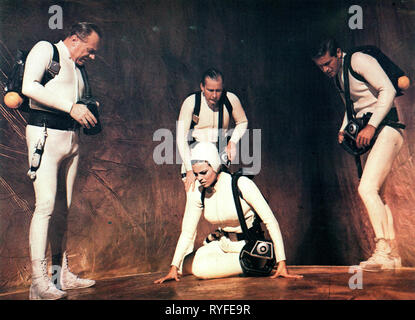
250, 240, 274, 259
219, 150, 229, 164
340, 114, 372, 156
77, 97, 102, 135
239, 240, 275, 276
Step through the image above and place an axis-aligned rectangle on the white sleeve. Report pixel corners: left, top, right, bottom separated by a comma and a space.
237, 177, 286, 262
171, 185, 204, 268
227, 92, 248, 144
176, 95, 195, 172
21, 41, 73, 113
351, 52, 396, 128
340, 112, 348, 132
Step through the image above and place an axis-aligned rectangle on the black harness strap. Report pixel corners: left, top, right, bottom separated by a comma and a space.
342, 53, 364, 178
343, 53, 355, 121
79, 65, 92, 98
231, 172, 253, 241
40, 43, 60, 86
190, 91, 201, 130
200, 171, 263, 239
28, 48, 94, 132
189, 90, 233, 150
190, 91, 233, 129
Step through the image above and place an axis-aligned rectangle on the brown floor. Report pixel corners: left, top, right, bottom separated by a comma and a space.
1, 266, 415, 300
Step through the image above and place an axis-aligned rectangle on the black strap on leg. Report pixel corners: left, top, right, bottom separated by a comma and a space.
355, 156, 363, 179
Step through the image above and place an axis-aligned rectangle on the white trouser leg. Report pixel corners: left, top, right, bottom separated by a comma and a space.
26, 125, 79, 261
191, 239, 244, 279
357, 126, 403, 240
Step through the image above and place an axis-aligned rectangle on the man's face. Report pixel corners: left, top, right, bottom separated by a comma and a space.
70, 31, 100, 66
200, 76, 223, 108
313, 48, 342, 78
192, 161, 218, 188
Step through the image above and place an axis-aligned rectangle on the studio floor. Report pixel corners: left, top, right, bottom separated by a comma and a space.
1, 266, 414, 300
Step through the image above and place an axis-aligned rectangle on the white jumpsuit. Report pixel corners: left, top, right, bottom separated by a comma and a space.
171, 172, 286, 279
336, 52, 403, 240
22, 40, 85, 261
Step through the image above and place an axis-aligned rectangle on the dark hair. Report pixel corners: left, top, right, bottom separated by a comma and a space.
310, 38, 340, 59
67, 22, 102, 41
200, 68, 224, 86
190, 160, 226, 175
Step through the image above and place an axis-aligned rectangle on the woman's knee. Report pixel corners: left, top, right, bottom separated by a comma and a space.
191, 247, 242, 279
191, 252, 215, 279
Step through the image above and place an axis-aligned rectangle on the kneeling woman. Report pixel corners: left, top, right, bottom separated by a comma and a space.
155, 142, 302, 283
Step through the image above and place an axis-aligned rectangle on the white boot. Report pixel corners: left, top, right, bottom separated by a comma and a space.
60, 252, 95, 290
29, 259, 67, 300
388, 239, 402, 268
360, 238, 395, 272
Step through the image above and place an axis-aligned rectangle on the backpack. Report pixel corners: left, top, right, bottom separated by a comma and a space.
344, 45, 408, 96
3, 43, 60, 112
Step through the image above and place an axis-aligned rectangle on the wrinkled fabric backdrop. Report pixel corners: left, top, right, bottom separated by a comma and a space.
0, 0, 414, 293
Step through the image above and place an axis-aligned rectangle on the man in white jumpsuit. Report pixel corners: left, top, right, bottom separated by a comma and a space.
176, 68, 248, 192
22, 22, 102, 299
312, 38, 404, 271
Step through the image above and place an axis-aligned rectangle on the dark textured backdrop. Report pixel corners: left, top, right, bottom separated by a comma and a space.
0, 0, 414, 293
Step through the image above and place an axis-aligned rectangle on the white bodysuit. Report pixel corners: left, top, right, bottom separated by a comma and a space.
336, 51, 403, 241
22, 40, 84, 261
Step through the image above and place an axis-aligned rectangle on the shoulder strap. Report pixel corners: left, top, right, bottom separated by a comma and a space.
343, 53, 355, 121
218, 91, 233, 150
79, 66, 91, 98
223, 93, 233, 115
189, 90, 234, 150
190, 91, 201, 130
52, 43, 59, 63
231, 172, 255, 241
348, 64, 365, 82
343, 52, 364, 178
40, 43, 60, 86
347, 46, 372, 83
201, 187, 206, 208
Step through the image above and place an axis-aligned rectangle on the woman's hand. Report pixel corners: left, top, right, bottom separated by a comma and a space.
154, 265, 180, 284
270, 260, 303, 279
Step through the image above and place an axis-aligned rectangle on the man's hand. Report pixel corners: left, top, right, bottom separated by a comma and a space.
226, 141, 237, 163
183, 170, 196, 192
70, 103, 97, 128
338, 131, 345, 144
356, 124, 376, 149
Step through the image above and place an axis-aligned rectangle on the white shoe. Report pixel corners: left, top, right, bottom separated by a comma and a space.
29, 259, 67, 300
389, 239, 402, 269
360, 238, 396, 272
60, 252, 95, 290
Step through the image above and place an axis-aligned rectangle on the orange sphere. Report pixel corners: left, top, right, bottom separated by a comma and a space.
4, 91, 23, 109
398, 76, 410, 90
